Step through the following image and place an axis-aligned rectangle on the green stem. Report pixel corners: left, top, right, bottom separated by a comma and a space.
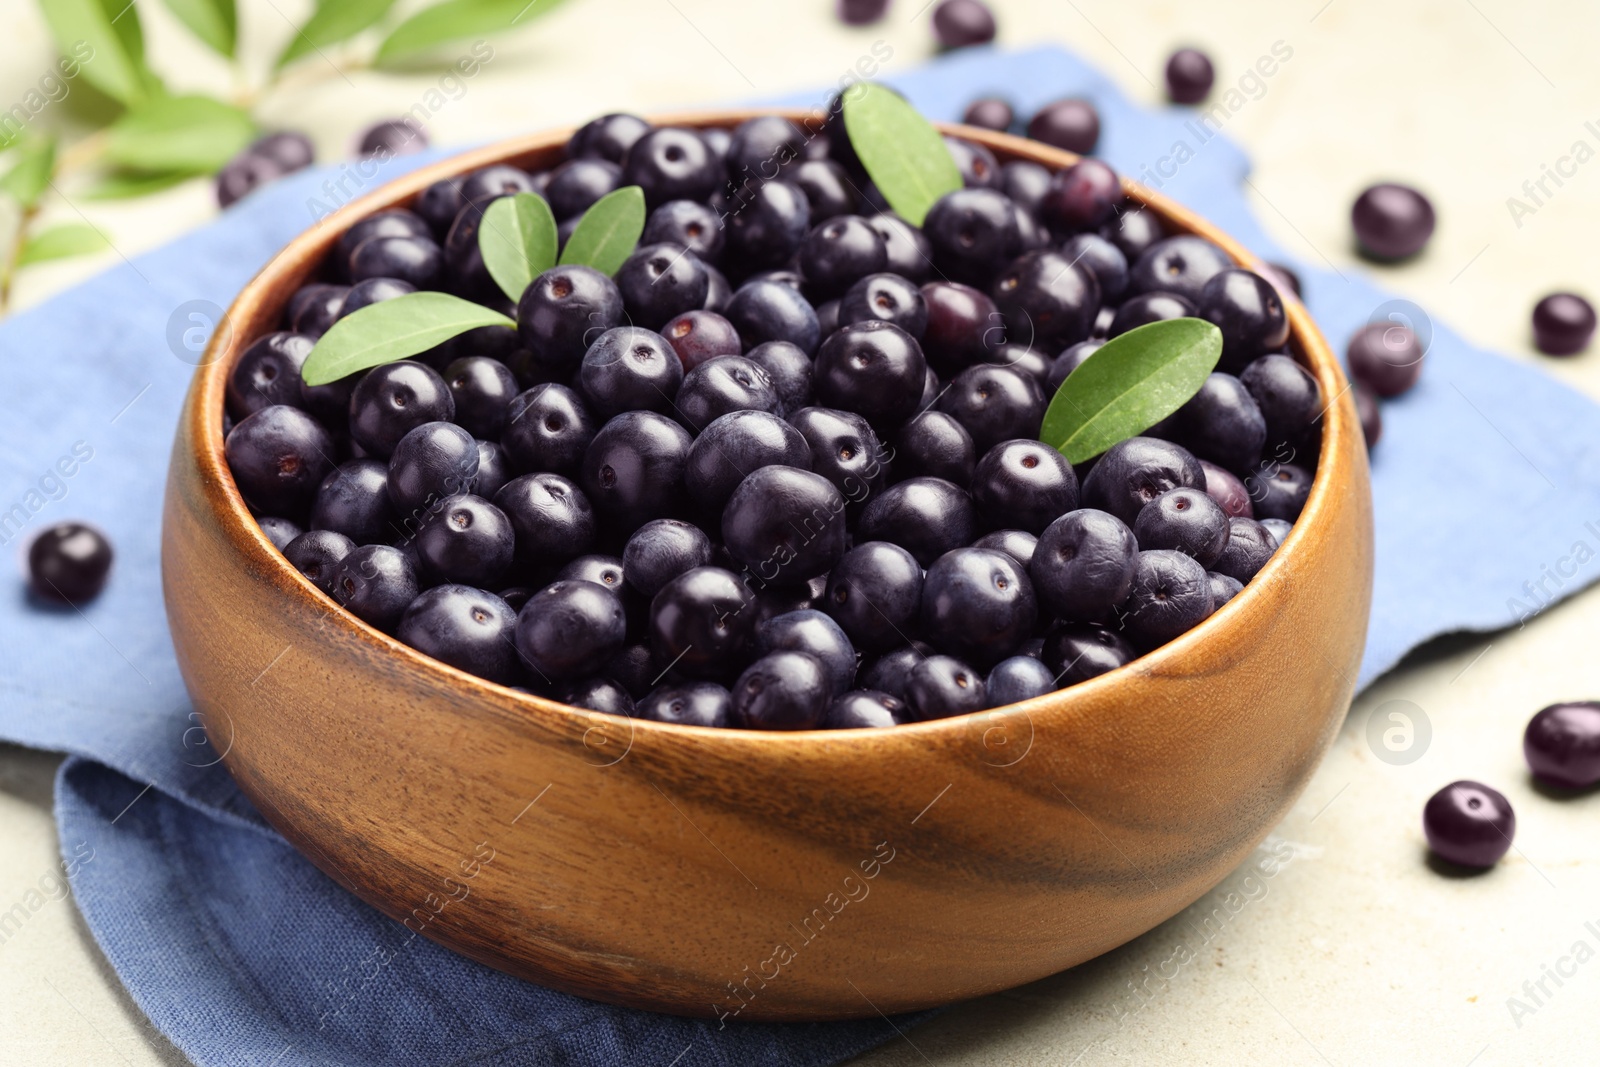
0, 200, 42, 315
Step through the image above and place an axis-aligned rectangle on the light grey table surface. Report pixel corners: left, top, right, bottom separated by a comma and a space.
1, 1, 1597, 1063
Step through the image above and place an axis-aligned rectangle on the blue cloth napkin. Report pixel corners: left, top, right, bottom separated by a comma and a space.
3, 43, 1598, 1067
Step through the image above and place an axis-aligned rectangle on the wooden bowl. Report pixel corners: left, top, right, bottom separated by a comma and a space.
162, 110, 1372, 1021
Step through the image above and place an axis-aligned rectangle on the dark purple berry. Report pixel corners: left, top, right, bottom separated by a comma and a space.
1532, 293, 1595, 356
962, 97, 1014, 131
398, 585, 520, 685
348, 361, 454, 458
921, 281, 1003, 372
1081, 436, 1205, 526
1042, 623, 1136, 685
725, 180, 811, 270
1031, 509, 1137, 621
283, 529, 352, 594
515, 580, 626, 682
580, 411, 693, 535
973, 528, 1036, 569
216, 152, 283, 208
558, 677, 635, 716
923, 187, 1018, 285
724, 279, 821, 356
288, 284, 347, 339
1170, 372, 1267, 472
257, 515, 304, 551
502, 383, 596, 478
227, 332, 312, 419
920, 547, 1035, 669
516, 265, 626, 377
226, 405, 335, 515
722, 466, 847, 582
1026, 98, 1100, 155
1199, 459, 1254, 519
970, 439, 1079, 534
1165, 48, 1215, 104
415, 177, 465, 238
813, 320, 928, 429
990, 248, 1100, 351
1346, 322, 1424, 397
1211, 516, 1275, 583
494, 473, 596, 565
986, 655, 1055, 704
867, 214, 934, 283
638, 681, 733, 726
824, 690, 905, 728
1245, 461, 1312, 522
684, 409, 811, 510
1524, 702, 1600, 789
568, 113, 651, 165
1120, 549, 1214, 648
674, 356, 780, 432
616, 243, 710, 331
857, 477, 976, 566
1041, 159, 1121, 233
905, 655, 987, 720
442, 356, 517, 439
662, 310, 743, 371
732, 650, 832, 730
937, 364, 1046, 455
414, 493, 514, 587
1423, 781, 1515, 868
893, 410, 976, 487
756, 609, 857, 695
1197, 269, 1290, 371
357, 118, 426, 158
791, 161, 858, 224
643, 199, 725, 263
1208, 571, 1244, 607
861, 642, 935, 701
1352, 183, 1435, 261
932, 0, 996, 48
1109, 290, 1197, 337
1128, 235, 1232, 303
944, 136, 1001, 189
746, 341, 813, 414
1240, 353, 1321, 454
27, 522, 112, 603
623, 519, 714, 597
545, 158, 622, 220
1134, 487, 1230, 566
824, 541, 923, 653
387, 421, 479, 513
650, 566, 756, 679
329, 544, 419, 632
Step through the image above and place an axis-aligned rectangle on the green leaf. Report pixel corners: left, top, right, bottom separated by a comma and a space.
0, 137, 59, 210
1040, 318, 1223, 464
83, 168, 202, 200
161, 0, 238, 56
302, 291, 515, 386
374, 0, 572, 66
842, 82, 962, 228
557, 186, 644, 276
104, 95, 256, 173
17, 223, 110, 266
478, 192, 558, 303
39, 0, 153, 105
276, 0, 399, 69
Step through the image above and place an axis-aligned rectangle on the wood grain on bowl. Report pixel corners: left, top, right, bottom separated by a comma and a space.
162, 111, 1372, 1020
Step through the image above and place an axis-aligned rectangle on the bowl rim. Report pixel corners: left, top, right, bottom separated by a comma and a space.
190, 108, 1356, 745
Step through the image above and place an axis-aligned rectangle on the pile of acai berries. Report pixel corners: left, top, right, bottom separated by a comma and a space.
222, 107, 1320, 730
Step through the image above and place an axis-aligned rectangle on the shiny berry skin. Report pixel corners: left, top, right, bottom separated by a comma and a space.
722, 466, 847, 582
227, 332, 313, 419
283, 529, 352, 594
1000, 160, 1052, 216
1212, 516, 1275, 583
920, 547, 1036, 669
756, 609, 857, 694
502, 383, 596, 478
1041, 159, 1121, 233
1246, 462, 1312, 522
494, 473, 596, 565
1523, 702, 1600, 789
414, 493, 514, 587
348, 361, 454, 459
1109, 291, 1197, 337
516, 265, 625, 376
923, 188, 1018, 285
615, 243, 710, 330
936, 364, 1045, 455
475, 437, 515, 499
725, 115, 807, 185
1026, 98, 1100, 154
799, 215, 888, 299
987, 655, 1055, 705
1031, 509, 1137, 621
945, 137, 1001, 189
252, 130, 314, 171
338, 209, 432, 265
544, 158, 622, 220
1259, 518, 1292, 548
824, 689, 905, 728
225, 405, 335, 515
824, 541, 923, 654
1346, 322, 1424, 397
662, 310, 742, 371
27, 522, 113, 604
1120, 549, 1214, 648
1198, 269, 1290, 371
703, 263, 733, 313
1133, 487, 1230, 566
1081, 436, 1206, 526
920, 281, 1003, 372
397, 585, 521, 685
1047, 340, 1102, 391
1101, 206, 1166, 261
568, 112, 651, 164
338, 277, 416, 320
791, 160, 858, 224
622, 127, 722, 208
932, 0, 996, 47
725, 180, 811, 270
578, 326, 685, 419
867, 214, 934, 283
415, 177, 465, 238
257, 516, 303, 551
675, 355, 780, 432
580, 411, 693, 535
685, 409, 811, 510
515, 580, 627, 682
971, 439, 1079, 534
859, 477, 976, 566
1354, 384, 1382, 450
732, 651, 832, 730
329, 544, 419, 632
990, 249, 1100, 351
357, 118, 426, 157
558, 677, 635, 716
972, 529, 1036, 570
643, 199, 725, 263
216, 152, 284, 207
311, 460, 394, 544
288, 283, 347, 339
746, 341, 813, 414
1042, 623, 1136, 685
861, 641, 935, 701
557, 554, 628, 597
387, 421, 479, 513
442, 356, 517, 439
813, 320, 928, 429
1129, 236, 1232, 302
893, 410, 976, 487
1532, 293, 1596, 356
1165, 48, 1215, 104
623, 519, 713, 597
1170, 372, 1267, 472
1060, 233, 1129, 302
1423, 781, 1515, 868
637, 681, 734, 726
838, 273, 928, 340
724, 279, 821, 356
962, 97, 1014, 132
905, 655, 988, 720
349, 235, 443, 289
1208, 571, 1244, 607
1352, 183, 1435, 261
1240, 354, 1321, 454
650, 566, 757, 679
1199, 459, 1254, 519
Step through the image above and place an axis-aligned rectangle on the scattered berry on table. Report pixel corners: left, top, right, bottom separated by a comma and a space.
1423, 781, 1515, 868
1351, 182, 1435, 261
